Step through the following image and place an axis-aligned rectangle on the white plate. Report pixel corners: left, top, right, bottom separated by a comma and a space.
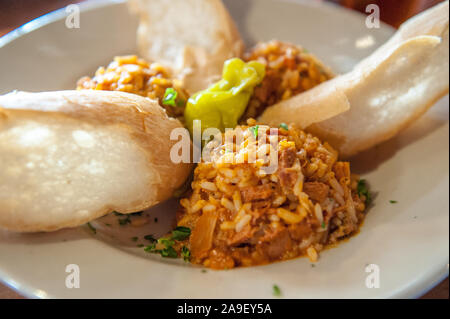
0, 0, 448, 299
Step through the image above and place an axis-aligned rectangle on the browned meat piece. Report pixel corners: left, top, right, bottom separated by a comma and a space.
279, 147, 296, 168
277, 147, 299, 190
278, 169, 298, 189
259, 227, 292, 260
288, 222, 313, 241
227, 225, 256, 246
303, 182, 330, 203
241, 184, 272, 202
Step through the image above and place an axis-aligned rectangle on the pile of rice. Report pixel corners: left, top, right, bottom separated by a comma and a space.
76, 55, 188, 118
177, 119, 366, 269
242, 40, 334, 120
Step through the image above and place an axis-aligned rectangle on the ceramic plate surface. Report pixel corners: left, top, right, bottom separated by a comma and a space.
0, 0, 448, 299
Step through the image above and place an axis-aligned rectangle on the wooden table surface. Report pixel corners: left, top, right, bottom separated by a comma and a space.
0, 0, 448, 299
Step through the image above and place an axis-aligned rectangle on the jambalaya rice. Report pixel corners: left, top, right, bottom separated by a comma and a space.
176, 119, 366, 269
76, 55, 188, 118
242, 40, 334, 120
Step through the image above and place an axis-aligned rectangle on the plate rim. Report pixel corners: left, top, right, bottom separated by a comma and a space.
0, 0, 447, 299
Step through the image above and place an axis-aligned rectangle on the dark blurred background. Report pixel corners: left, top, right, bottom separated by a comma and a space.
0, 0, 447, 299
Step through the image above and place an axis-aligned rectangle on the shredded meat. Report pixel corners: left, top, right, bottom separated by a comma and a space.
227, 225, 256, 246
259, 227, 292, 259
288, 222, 313, 241
303, 182, 330, 203
279, 147, 296, 168
278, 147, 298, 190
241, 184, 273, 202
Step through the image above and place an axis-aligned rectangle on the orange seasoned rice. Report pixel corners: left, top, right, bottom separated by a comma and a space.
176, 119, 366, 269
242, 40, 334, 120
76, 55, 188, 118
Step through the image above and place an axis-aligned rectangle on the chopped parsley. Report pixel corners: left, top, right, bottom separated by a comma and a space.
144, 234, 157, 242
162, 88, 178, 107
181, 246, 191, 262
118, 216, 131, 226
137, 244, 144, 248
357, 179, 372, 205
321, 221, 326, 229
272, 285, 282, 297
171, 226, 191, 241
311, 264, 316, 268
249, 125, 259, 139
87, 222, 96, 234
131, 236, 138, 242
143, 227, 192, 260
279, 123, 289, 131
389, 200, 398, 204
160, 246, 178, 258
201, 269, 207, 273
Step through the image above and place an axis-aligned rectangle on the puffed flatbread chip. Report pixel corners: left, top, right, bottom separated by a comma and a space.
259, 1, 449, 158
0, 90, 192, 232
128, 0, 245, 94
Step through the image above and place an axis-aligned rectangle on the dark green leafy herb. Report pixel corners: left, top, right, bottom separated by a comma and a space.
357, 179, 372, 205
321, 221, 326, 229
181, 246, 191, 262
144, 234, 157, 242
142, 227, 192, 260
160, 246, 178, 258
158, 238, 175, 247
279, 123, 289, 131
118, 216, 131, 226
249, 125, 259, 139
162, 88, 178, 107
171, 226, 191, 241
273, 285, 282, 297
131, 236, 138, 242
137, 244, 144, 248
389, 200, 398, 204
87, 222, 96, 234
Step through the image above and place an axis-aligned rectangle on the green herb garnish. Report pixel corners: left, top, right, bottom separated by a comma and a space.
144, 243, 156, 252
162, 88, 178, 107
137, 244, 144, 248
131, 236, 138, 242
161, 246, 178, 258
181, 246, 191, 262
201, 269, 207, 273
87, 222, 96, 234
118, 216, 131, 226
279, 123, 289, 131
321, 221, 326, 229
249, 125, 259, 139
389, 200, 398, 204
272, 285, 282, 297
142, 227, 191, 260
144, 234, 157, 242
171, 226, 191, 241
357, 179, 372, 205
